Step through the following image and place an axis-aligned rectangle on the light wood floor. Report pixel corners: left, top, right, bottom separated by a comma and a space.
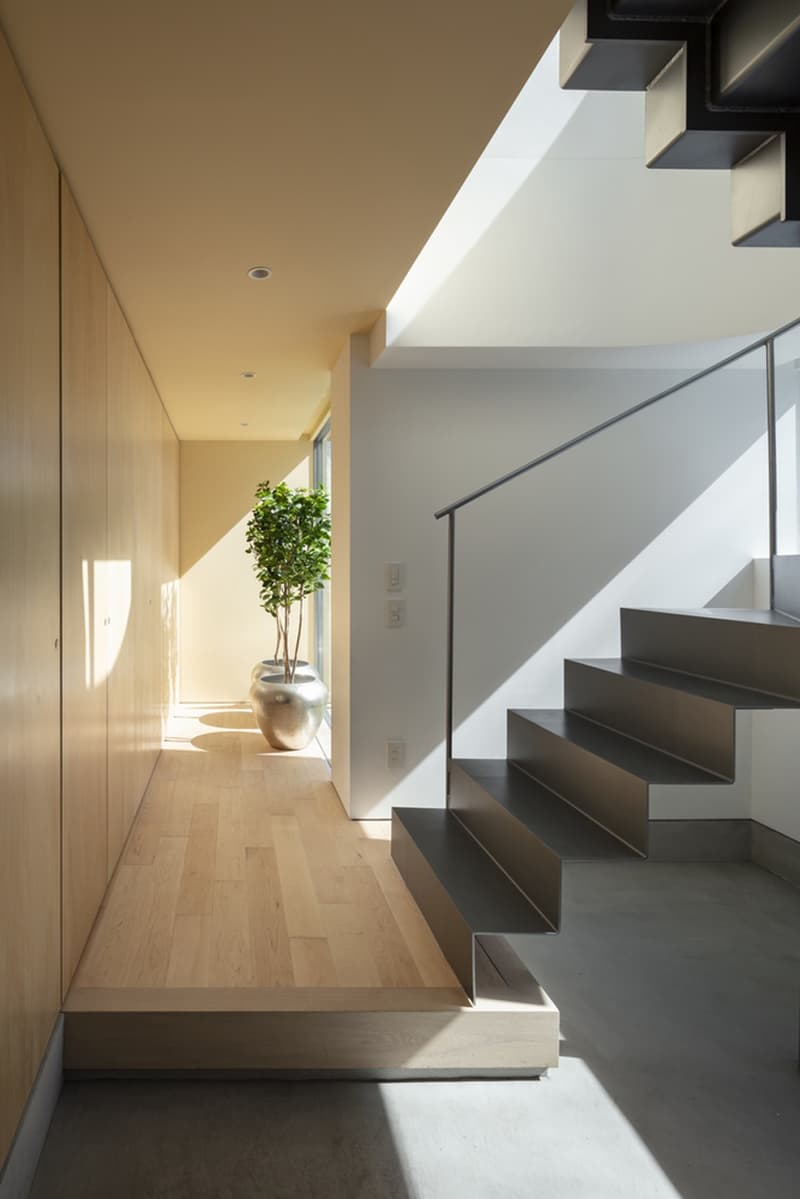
70, 706, 462, 999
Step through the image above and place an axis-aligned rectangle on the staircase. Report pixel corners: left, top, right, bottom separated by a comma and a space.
559, 0, 800, 246
393, 601, 800, 1002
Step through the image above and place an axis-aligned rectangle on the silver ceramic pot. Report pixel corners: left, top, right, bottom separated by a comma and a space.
249, 672, 328, 751
250, 658, 317, 684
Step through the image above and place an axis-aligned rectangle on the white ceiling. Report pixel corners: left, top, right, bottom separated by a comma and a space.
0, 0, 571, 440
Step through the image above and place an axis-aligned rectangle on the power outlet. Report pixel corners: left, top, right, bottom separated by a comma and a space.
385, 599, 406, 628
387, 739, 406, 768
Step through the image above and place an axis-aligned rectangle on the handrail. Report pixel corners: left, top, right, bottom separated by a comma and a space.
439, 312, 800, 787
434, 313, 800, 520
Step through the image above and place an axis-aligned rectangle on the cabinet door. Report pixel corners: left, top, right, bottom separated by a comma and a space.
161, 410, 180, 732
106, 287, 139, 871
0, 30, 61, 1167
61, 182, 109, 990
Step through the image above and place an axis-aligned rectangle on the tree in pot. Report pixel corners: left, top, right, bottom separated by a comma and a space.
245, 480, 331, 750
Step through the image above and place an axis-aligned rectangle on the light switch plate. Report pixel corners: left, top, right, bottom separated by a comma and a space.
387, 739, 406, 768
385, 562, 403, 591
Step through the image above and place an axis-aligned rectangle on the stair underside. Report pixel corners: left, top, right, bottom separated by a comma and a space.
559, 0, 800, 244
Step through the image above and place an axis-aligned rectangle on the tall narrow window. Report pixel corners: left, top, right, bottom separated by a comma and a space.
313, 419, 332, 716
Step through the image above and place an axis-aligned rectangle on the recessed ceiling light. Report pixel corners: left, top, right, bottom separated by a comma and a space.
241, 371, 256, 379
248, 266, 272, 280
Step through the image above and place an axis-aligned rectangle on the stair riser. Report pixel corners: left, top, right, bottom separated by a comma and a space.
507, 713, 649, 854
449, 765, 561, 929
621, 609, 800, 699
391, 812, 475, 1000
564, 660, 735, 778
774, 555, 800, 621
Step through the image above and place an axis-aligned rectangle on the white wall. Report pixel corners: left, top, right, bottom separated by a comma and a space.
333, 334, 791, 819
180, 440, 311, 702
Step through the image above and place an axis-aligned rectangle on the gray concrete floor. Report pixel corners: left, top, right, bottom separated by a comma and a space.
30, 862, 800, 1199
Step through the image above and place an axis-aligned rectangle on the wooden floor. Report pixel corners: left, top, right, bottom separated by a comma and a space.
65, 705, 559, 1075
71, 705, 460, 996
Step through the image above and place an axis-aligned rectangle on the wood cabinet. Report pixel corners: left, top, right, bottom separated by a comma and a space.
1, 27, 180, 1164
0, 29, 61, 1166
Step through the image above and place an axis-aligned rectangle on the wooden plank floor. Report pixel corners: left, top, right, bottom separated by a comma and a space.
70, 705, 463, 1000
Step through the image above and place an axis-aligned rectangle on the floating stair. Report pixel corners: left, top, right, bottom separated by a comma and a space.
559, 0, 800, 246
391, 595, 800, 1001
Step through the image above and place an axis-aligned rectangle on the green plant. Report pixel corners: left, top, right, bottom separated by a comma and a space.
245, 480, 331, 682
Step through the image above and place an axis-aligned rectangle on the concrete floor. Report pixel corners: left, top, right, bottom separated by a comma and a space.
30, 861, 800, 1198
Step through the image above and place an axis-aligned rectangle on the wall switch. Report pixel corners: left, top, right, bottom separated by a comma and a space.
387, 739, 406, 768
385, 599, 406, 628
385, 562, 404, 591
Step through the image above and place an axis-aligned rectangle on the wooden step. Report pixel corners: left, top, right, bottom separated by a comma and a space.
450, 759, 636, 928
391, 808, 552, 1001
63, 942, 559, 1078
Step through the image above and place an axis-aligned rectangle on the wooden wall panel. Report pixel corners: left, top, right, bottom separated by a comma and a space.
61, 182, 109, 991
0, 29, 61, 1167
161, 411, 180, 731
106, 292, 175, 867
106, 288, 141, 871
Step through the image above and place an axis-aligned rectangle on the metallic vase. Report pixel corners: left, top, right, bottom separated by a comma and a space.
249, 672, 328, 751
250, 658, 316, 684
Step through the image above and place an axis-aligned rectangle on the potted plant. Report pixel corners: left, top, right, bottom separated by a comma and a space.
245, 479, 331, 750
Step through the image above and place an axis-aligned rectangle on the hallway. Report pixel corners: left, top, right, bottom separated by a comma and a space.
69, 705, 458, 994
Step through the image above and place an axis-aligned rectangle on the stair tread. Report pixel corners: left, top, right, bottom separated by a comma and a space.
623, 606, 800, 629
393, 808, 552, 934
452, 760, 638, 861
569, 658, 799, 710
509, 709, 724, 785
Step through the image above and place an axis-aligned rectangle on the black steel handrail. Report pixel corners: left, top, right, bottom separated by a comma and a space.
438, 313, 800, 779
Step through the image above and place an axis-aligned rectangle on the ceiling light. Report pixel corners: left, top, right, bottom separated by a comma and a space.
248, 266, 272, 280
241, 371, 256, 379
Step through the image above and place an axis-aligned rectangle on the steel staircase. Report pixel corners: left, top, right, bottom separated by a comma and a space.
559, 0, 800, 246
393, 604, 800, 1002
390, 315, 800, 1004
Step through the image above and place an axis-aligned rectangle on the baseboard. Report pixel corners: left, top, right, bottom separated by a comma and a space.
0, 1017, 63, 1199
751, 821, 800, 889
648, 819, 752, 862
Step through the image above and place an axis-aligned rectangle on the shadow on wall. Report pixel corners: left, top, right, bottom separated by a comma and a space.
346, 347, 800, 815
179, 441, 311, 703
180, 441, 310, 574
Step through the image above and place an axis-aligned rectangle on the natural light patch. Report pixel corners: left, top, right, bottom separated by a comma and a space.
80, 559, 132, 687
382, 39, 586, 347
378, 1057, 683, 1198
97, 560, 132, 685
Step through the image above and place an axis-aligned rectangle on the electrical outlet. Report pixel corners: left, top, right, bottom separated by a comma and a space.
385, 599, 406, 628
387, 739, 406, 768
